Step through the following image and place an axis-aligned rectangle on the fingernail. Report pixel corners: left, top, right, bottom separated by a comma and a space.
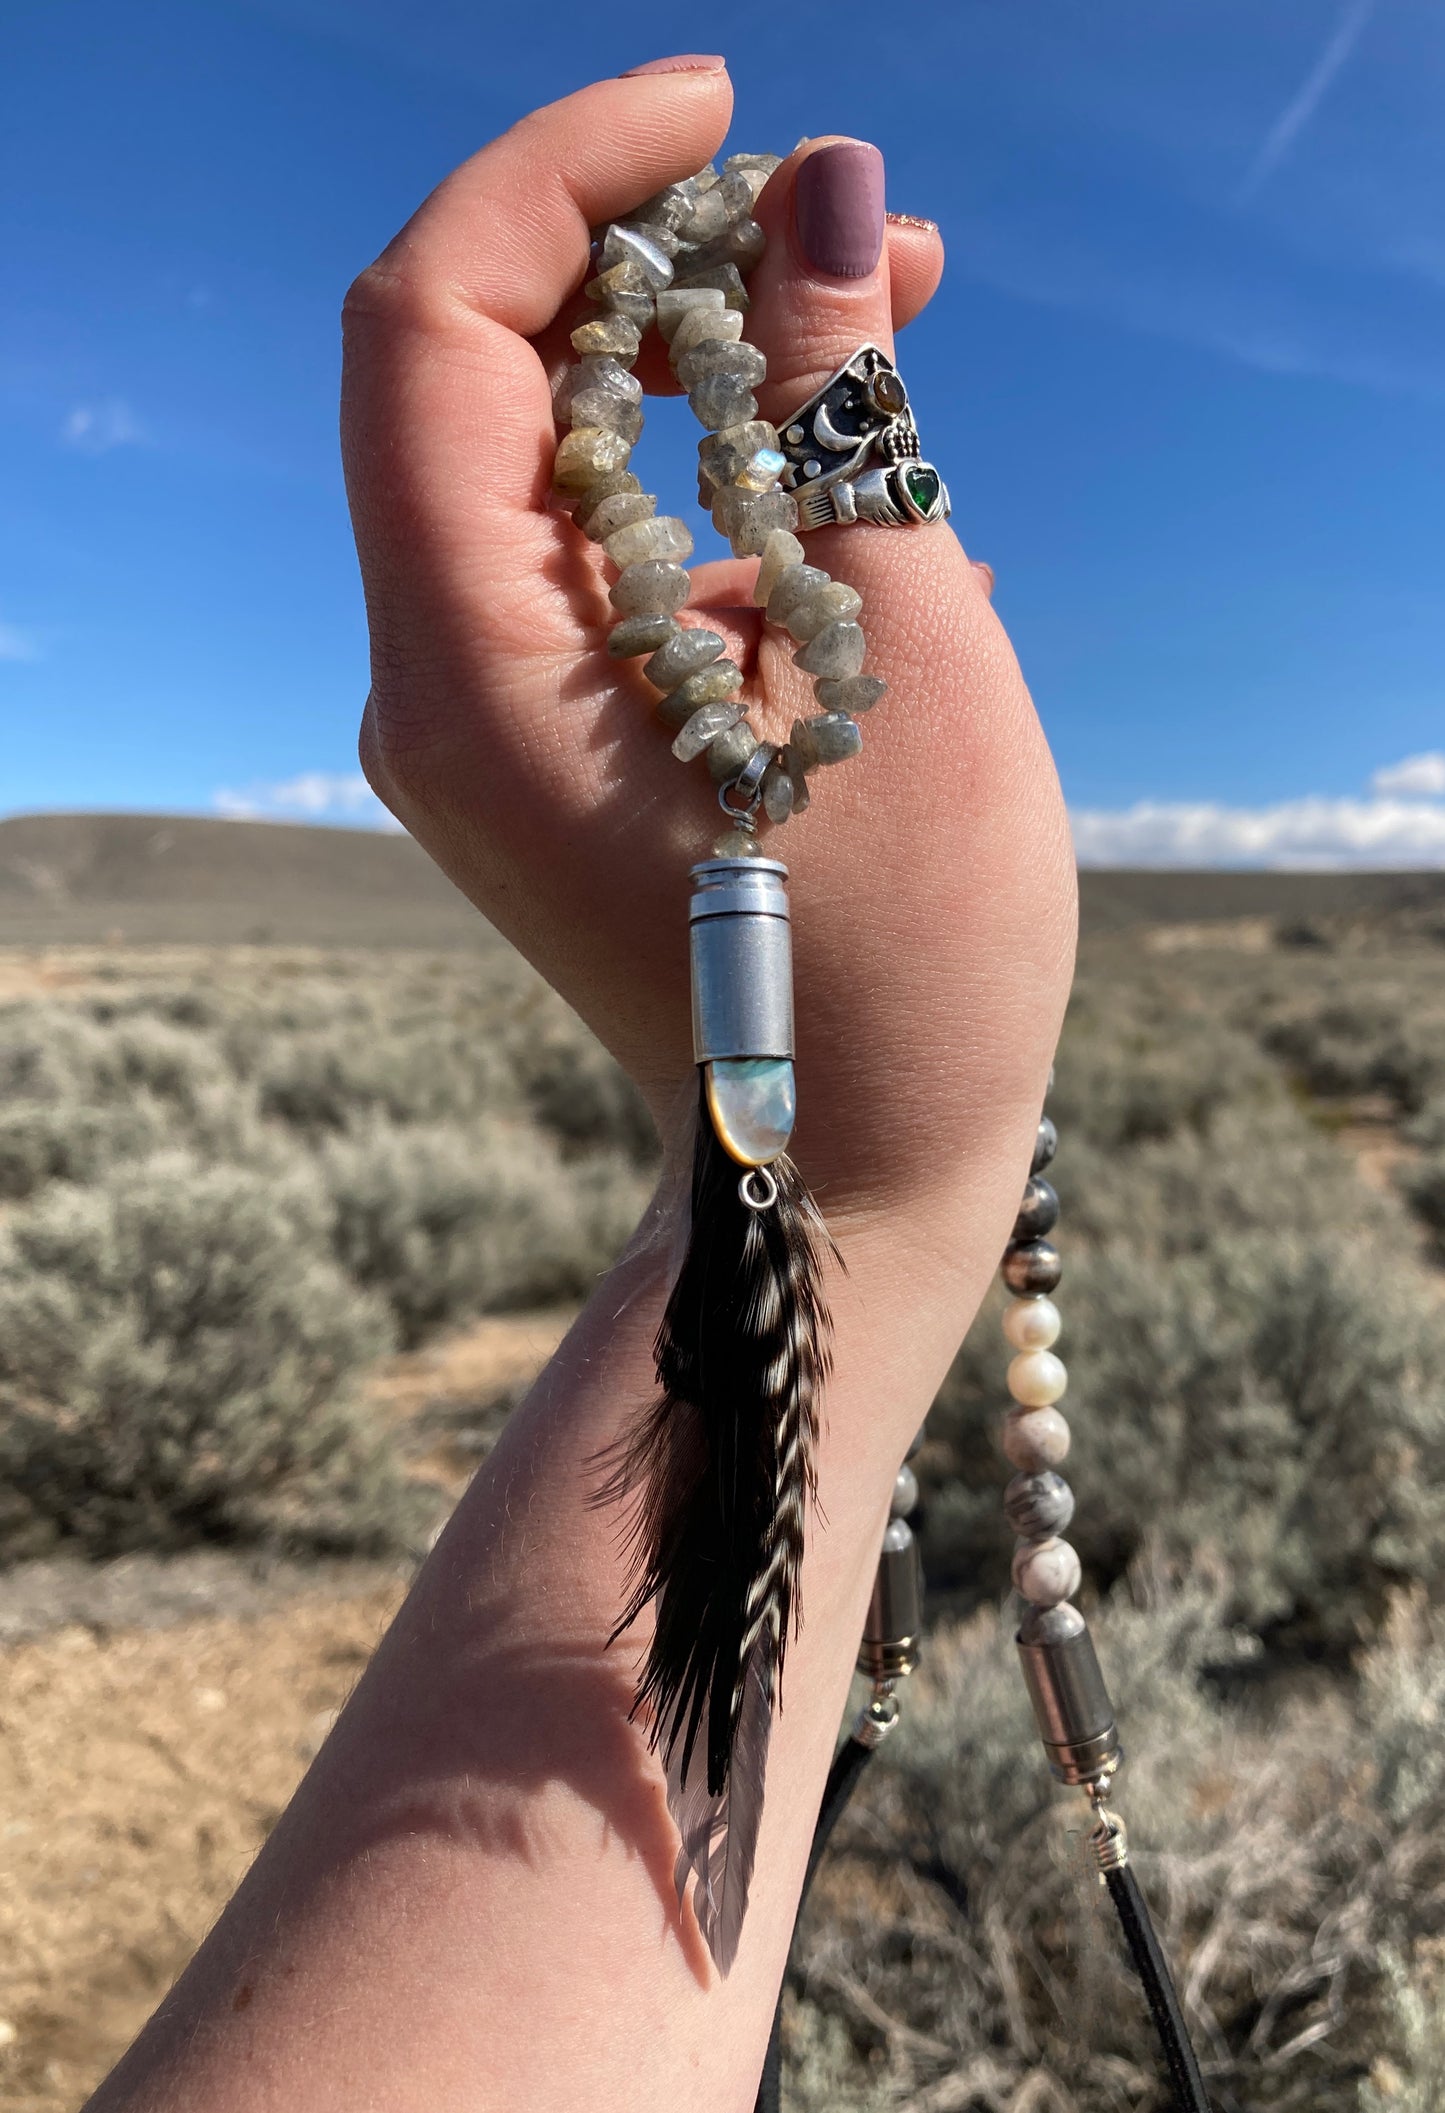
621, 54, 727, 76
794, 141, 885, 280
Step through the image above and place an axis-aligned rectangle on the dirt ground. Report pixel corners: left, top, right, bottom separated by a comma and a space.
0, 1311, 571, 2113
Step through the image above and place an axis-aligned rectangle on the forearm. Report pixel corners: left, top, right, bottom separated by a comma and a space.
85, 1137, 1032, 2113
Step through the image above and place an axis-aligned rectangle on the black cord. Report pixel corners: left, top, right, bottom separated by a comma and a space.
754, 1732, 878, 2113
755, 1743, 1211, 2113
1103, 1863, 1213, 2113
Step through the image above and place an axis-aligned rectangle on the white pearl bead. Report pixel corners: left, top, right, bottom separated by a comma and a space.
1003, 1296, 1061, 1352
1001, 1406, 1071, 1472
1012, 1536, 1082, 1607
1007, 1348, 1068, 1408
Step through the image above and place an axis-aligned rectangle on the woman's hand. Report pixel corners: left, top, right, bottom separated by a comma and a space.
88, 63, 1077, 2113
341, 59, 1075, 1233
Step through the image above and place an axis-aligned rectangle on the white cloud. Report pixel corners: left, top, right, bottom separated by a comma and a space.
214, 772, 401, 830
61, 398, 148, 453
1372, 751, 1445, 798
1073, 758, 1445, 869
1238, 0, 1377, 202
0, 620, 41, 663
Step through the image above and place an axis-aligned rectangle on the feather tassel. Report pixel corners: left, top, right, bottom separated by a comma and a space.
600, 1079, 834, 1971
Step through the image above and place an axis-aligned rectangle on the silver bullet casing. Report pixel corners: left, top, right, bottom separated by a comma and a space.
689, 858, 797, 1167
689, 858, 794, 1061
1015, 1602, 1121, 1786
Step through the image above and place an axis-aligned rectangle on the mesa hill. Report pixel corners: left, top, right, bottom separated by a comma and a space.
0, 811, 1442, 947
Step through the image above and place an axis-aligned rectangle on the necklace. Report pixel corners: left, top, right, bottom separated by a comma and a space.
551, 150, 1209, 2111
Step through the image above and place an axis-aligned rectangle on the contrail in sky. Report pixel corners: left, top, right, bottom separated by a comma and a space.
1238, 0, 1378, 201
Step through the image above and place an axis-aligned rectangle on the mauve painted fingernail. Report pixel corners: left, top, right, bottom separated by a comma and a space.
795, 141, 885, 279
621, 54, 727, 76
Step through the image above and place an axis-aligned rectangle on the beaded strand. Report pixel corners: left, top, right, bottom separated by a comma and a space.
550, 155, 888, 853
998, 1099, 1084, 1614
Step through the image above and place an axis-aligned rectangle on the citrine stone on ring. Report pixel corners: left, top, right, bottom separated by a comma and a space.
777, 345, 951, 531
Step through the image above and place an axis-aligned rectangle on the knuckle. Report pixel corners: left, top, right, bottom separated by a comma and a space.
341, 258, 449, 343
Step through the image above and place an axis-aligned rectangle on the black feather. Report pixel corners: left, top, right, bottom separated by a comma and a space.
598, 1077, 835, 1967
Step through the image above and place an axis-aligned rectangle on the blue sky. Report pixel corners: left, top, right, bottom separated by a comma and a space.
4, 0, 1444, 864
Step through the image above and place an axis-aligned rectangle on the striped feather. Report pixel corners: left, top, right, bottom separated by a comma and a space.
598, 1077, 834, 1971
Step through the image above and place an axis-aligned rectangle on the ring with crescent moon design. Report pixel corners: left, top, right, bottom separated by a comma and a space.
775, 345, 951, 531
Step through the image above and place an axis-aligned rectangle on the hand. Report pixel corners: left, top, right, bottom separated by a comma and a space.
342, 60, 1075, 1238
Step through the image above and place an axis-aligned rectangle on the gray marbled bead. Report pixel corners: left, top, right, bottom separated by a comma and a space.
778, 744, 811, 814
1002, 1240, 1062, 1297
1013, 1178, 1059, 1242
567, 390, 643, 442
656, 286, 724, 343
794, 620, 866, 680
1032, 1117, 1058, 1174
1003, 1470, 1075, 1541
790, 712, 863, 769
643, 628, 726, 692
631, 180, 698, 235
607, 612, 677, 659
765, 563, 831, 626
815, 674, 887, 715
656, 660, 743, 728
675, 339, 767, 391
608, 560, 690, 616
672, 697, 746, 761
583, 490, 655, 542
1018, 1600, 1086, 1647
688, 376, 759, 431
706, 723, 763, 783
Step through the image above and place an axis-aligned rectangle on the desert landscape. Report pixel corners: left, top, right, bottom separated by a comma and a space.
2, 817, 1445, 2111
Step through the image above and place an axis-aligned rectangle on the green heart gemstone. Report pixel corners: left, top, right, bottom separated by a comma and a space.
903, 463, 942, 518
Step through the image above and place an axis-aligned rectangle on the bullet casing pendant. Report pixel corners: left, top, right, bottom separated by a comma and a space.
689, 857, 796, 1167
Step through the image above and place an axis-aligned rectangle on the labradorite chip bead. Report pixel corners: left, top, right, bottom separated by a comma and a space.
671, 697, 746, 762
711, 486, 799, 557
674, 339, 768, 391
699, 419, 782, 491
785, 581, 863, 643
570, 314, 643, 361
604, 514, 693, 568
607, 612, 677, 660
608, 560, 691, 616
1002, 1240, 1063, 1297
572, 469, 642, 532
790, 713, 863, 769
597, 223, 675, 290
583, 490, 655, 542
687, 376, 758, 431
1032, 1117, 1058, 1174
1013, 1178, 1060, 1241
1003, 1470, 1075, 1541
766, 563, 831, 627
706, 722, 762, 784
669, 304, 746, 358
793, 619, 866, 680
552, 427, 631, 493
815, 674, 887, 715
753, 529, 806, 607
656, 286, 725, 342
643, 627, 725, 692
658, 661, 744, 725
761, 758, 794, 824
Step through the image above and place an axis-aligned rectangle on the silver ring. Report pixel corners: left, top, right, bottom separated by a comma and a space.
776, 345, 950, 531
